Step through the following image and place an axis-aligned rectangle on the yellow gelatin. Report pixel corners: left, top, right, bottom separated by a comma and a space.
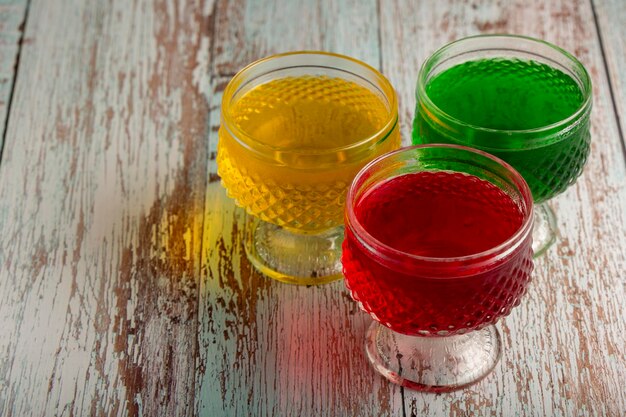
217, 75, 400, 233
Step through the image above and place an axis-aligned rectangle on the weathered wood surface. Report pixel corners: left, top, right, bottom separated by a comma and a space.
0, 0, 28, 150
594, 0, 626, 150
0, 0, 212, 415
212, 0, 381, 75
0, 0, 624, 416
198, 89, 402, 417
199, 2, 405, 414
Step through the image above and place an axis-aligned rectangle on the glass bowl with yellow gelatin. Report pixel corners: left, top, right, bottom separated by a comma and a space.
217, 51, 400, 284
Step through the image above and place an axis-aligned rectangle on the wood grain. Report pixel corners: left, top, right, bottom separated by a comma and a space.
196, 0, 404, 410
197, 182, 403, 417
594, 0, 626, 150
197, 7, 402, 410
0, 0, 624, 416
0, 0, 212, 415
212, 0, 381, 75
380, 0, 626, 416
0, 0, 28, 149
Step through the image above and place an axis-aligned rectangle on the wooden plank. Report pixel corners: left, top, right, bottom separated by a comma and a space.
196, 77, 404, 417
212, 0, 381, 75
0, 0, 213, 415
0, 0, 28, 150
593, 0, 626, 150
380, 0, 626, 416
197, 181, 403, 417
196, 1, 406, 412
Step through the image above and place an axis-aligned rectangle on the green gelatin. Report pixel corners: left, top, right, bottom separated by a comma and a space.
413, 58, 591, 203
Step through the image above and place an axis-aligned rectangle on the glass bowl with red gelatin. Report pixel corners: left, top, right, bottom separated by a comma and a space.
342, 144, 534, 392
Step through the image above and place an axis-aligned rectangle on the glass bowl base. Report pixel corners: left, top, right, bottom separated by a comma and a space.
365, 321, 502, 392
532, 203, 557, 257
244, 214, 344, 285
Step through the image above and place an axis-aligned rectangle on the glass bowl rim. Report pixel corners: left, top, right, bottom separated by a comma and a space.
416, 34, 592, 148
344, 144, 534, 270
220, 50, 399, 158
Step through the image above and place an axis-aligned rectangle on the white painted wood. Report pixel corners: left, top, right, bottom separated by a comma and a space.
213, 0, 381, 74
196, 76, 404, 417
196, 4, 402, 416
0, 0, 624, 416
0, 0, 28, 147
380, 0, 626, 416
594, 0, 626, 148
0, 0, 213, 415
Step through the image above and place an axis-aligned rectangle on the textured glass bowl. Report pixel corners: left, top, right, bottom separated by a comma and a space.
412, 35, 591, 256
343, 144, 534, 391
217, 51, 400, 284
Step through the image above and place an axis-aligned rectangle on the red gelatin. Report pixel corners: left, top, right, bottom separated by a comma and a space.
343, 171, 533, 336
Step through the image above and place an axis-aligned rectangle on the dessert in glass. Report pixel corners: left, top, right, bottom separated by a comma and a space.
343, 144, 534, 391
413, 35, 591, 256
217, 51, 400, 284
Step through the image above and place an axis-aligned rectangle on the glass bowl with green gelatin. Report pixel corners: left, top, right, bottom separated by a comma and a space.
413, 34, 592, 256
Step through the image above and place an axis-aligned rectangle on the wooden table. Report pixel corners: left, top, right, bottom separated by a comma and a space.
1, 0, 625, 416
